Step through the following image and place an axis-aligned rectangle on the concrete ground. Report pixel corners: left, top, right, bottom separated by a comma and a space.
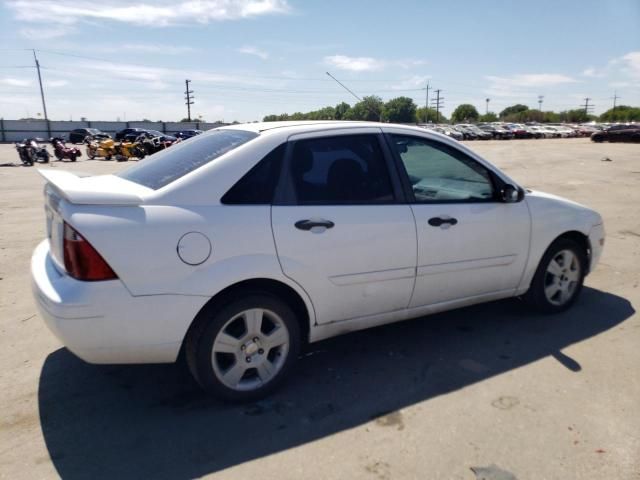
0, 138, 638, 480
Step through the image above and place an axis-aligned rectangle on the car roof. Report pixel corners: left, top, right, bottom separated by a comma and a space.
218, 120, 392, 134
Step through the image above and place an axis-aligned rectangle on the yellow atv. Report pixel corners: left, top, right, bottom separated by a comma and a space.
115, 139, 146, 161
86, 138, 117, 160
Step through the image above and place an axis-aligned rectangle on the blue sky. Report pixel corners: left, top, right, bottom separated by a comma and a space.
0, 0, 638, 122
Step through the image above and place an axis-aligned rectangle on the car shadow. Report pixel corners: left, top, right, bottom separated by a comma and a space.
38, 288, 633, 479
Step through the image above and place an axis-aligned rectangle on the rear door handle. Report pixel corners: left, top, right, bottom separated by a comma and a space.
428, 216, 458, 227
295, 219, 335, 231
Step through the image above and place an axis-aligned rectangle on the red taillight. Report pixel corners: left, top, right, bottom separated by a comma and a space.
63, 222, 117, 281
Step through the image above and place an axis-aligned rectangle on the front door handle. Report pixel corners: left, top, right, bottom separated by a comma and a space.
428, 216, 458, 227
295, 219, 335, 231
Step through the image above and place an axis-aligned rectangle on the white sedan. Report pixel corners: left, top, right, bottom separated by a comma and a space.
31, 121, 605, 401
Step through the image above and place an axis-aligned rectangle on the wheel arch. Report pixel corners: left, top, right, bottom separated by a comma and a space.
519, 229, 592, 296
554, 230, 591, 272
179, 278, 313, 362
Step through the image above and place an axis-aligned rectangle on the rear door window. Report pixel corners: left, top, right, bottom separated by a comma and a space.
289, 134, 394, 205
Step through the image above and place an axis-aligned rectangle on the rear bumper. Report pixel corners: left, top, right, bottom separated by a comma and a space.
31, 240, 207, 364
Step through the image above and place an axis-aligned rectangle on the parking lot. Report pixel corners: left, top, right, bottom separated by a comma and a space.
0, 137, 638, 479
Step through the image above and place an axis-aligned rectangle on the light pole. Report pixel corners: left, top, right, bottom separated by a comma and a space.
485, 98, 490, 115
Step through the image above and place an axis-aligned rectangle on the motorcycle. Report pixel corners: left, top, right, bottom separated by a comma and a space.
50, 137, 81, 162
15, 138, 50, 166
86, 138, 117, 160
114, 139, 146, 162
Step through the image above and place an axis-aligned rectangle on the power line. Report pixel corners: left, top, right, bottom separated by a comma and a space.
184, 79, 194, 122
612, 91, 620, 111
423, 81, 430, 122
430, 89, 444, 122
582, 97, 594, 115
32, 49, 48, 120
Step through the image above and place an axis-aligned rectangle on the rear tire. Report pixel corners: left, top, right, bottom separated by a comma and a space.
523, 238, 587, 313
186, 293, 301, 402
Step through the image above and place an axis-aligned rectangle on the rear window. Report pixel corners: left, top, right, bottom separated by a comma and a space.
117, 129, 258, 190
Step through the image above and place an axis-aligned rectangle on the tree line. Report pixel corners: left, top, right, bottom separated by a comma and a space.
263, 97, 640, 124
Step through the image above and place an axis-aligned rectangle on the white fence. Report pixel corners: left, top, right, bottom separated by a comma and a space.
0, 119, 226, 142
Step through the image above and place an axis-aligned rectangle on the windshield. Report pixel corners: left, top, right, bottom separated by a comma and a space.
117, 129, 258, 190
87, 128, 101, 134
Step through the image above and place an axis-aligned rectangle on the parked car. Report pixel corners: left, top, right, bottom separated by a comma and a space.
175, 129, 204, 140
478, 124, 513, 140
591, 124, 640, 143
128, 129, 177, 143
463, 124, 492, 140
503, 124, 531, 139
430, 125, 464, 141
68, 128, 110, 144
453, 125, 478, 140
32, 121, 605, 401
115, 128, 145, 141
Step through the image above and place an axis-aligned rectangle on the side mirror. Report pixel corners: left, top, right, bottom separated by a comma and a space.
501, 184, 523, 203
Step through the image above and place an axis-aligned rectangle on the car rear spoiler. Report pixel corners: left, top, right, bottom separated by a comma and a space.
38, 169, 146, 206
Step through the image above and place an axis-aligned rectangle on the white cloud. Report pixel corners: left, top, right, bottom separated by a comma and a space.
121, 44, 195, 54
324, 54, 427, 73
19, 26, 74, 39
46, 80, 69, 88
324, 55, 386, 72
7, 0, 291, 28
484, 73, 577, 97
390, 75, 431, 90
238, 46, 269, 60
1, 77, 32, 87
487, 73, 577, 88
619, 51, 640, 80
609, 81, 633, 88
396, 59, 428, 69
582, 67, 604, 78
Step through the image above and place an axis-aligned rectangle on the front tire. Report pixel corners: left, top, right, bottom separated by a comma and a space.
523, 238, 587, 313
186, 294, 301, 401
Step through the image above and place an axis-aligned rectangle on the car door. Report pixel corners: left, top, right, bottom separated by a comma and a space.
271, 128, 417, 325
384, 129, 531, 308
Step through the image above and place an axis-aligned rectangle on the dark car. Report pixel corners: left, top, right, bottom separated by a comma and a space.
68, 128, 110, 144
128, 129, 177, 142
453, 125, 478, 140
478, 124, 513, 140
115, 128, 145, 141
122, 129, 177, 142
175, 129, 204, 140
591, 124, 640, 143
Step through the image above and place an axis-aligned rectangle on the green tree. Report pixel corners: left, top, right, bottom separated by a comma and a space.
451, 104, 480, 123
263, 114, 278, 122
383, 96, 417, 123
478, 112, 498, 122
415, 107, 447, 123
344, 95, 384, 121
334, 102, 351, 120
557, 109, 594, 123
499, 104, 529, 119
600, 105, 640, 122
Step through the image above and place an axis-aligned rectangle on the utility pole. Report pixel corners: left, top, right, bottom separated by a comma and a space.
184, 79, 194, 122
537, 95, 544, 111
612, 91, 620, 112
424, 81, 430, 122
32, 50, 48, 120
582, 97, 594, 116
485, 98, 490, 115
431, 89, 444, 123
